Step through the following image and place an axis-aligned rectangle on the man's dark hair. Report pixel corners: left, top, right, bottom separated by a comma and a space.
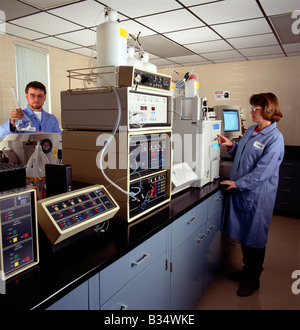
25, 81, 47, 95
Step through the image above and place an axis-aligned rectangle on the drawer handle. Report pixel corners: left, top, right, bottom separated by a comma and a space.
279, 201, 291, 205
282, 176, 292, 180
283, 163, 294, 166
281, 189, 292, 192
207, 225, 215, 233
197, 234, 207, 243
187, 216, 197, 224
216, 196, 224, 201
131, 253, 150, 267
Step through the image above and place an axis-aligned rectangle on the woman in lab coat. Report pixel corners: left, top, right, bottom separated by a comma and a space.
216, 92, 284, 297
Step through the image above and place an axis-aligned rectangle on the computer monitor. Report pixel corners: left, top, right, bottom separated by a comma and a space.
223, 109, 240, 132
213, 105, 242, 139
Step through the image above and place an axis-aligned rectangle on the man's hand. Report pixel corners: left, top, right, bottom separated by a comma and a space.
10, 108, 23, 126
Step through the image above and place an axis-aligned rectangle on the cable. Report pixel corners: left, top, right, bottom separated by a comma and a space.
98, 87, 138, 200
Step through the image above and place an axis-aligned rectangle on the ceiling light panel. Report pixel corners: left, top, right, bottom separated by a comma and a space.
49, 0, 106, 28
189, 0, 263, 25
136, 9, 204, 34
11, 12, 82, 35
259, 0, 300, 15
100, 0, 181, 18
213, 18, 272, 38
20, 0, 82, 10
165, 26, 221, 45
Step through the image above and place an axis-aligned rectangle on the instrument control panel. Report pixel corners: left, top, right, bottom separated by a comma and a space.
0, 189, 39, 279
37, 185, 119, 244
129, 171, 168, 218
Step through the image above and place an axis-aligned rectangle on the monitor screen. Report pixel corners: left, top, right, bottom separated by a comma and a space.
223, 109, 240, 132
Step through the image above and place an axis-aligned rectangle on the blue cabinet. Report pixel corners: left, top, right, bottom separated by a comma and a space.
46, 190, 224, 310
204, 191, 224, 292
100, 227, 168, 310
169, 223, 206, 310
47, 274, 99, 310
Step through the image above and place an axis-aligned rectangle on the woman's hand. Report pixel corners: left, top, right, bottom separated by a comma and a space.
220, 180, 237, 190
215, 134, 233, 148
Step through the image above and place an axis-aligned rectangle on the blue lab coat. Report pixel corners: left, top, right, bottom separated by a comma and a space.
224, 122, 284, 248
0, 105, 61, 139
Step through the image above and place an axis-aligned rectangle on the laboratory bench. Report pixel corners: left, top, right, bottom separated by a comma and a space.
0, 181, 224, 310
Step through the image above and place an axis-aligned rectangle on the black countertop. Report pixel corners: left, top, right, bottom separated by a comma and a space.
0, 181, 220, 310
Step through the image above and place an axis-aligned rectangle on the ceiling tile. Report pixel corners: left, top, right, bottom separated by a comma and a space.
282, 42, 300, 52
259, 0, 300, 15
186, 39, 233, 53
36, 36, 81, 49
69, 47, 96, 57
180, 0, 223, 6
164, 26, 221, 45
49, 0, 106, 28
99, 0, 181, 18
246, 54, 286, 60
138, 34, 194, 57
56, 29, 96, 47
270, 14, 300, 44
150, 57, 178, 67
122, 20, 155, 38
228, 33, 278, 48
201, 49, 245, 61
213, 18, 272, 38
136, 9, 204, 34
166, 54, 208, 64
4, 22, 47, 40
190, 0, 263, 25
0, 0, 40, 20
19, 0, 82, 10
11, 12, 82, 35
238, 45, 283, 56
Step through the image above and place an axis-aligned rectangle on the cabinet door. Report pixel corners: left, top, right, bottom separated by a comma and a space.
100, 228, 167, 305
169, 224, 206, 310
101, 253, 167, 310
204, 206, 223, 292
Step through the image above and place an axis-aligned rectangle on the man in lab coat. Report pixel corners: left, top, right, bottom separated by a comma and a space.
217, 92, 284, 297
0, 81, 61, 139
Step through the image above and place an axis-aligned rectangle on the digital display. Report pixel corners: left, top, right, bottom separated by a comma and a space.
223, 110, 240, 132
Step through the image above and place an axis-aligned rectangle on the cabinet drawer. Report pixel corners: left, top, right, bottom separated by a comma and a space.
100, 228, 167, 305
101, 254, 167, 310
207, 191, 224, 219
280, 160, 300, 175
171, 200, 208, 250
